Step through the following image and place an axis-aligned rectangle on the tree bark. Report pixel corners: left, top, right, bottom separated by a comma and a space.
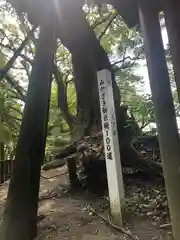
139, 2, 180, 239
57, 1, 104, 135
0, 18, 56, 240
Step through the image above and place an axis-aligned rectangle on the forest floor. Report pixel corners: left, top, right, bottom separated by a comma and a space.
0, 166, 172, 240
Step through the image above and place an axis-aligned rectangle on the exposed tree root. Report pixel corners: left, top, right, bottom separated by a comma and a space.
43, 133, 162, 177
40, 171, 67, 180
42, 158, 66, 171
88, 205, 139, 240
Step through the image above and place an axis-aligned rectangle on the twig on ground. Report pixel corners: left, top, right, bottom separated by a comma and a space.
35, 224, 57, 240
88, 205, 139, 240
160, 223, 171, 229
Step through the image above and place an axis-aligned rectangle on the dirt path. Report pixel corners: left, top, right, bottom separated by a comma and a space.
0, 167, 171, 240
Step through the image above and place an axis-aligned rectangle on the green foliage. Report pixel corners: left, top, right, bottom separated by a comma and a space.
67, 83, 77, 115
116, 70, 155, 132
46, 82, 76, 157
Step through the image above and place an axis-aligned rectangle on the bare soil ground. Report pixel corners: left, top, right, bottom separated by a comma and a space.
0, 166, 172, 240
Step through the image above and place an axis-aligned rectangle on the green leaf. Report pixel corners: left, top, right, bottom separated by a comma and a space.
0, 123, 12, 144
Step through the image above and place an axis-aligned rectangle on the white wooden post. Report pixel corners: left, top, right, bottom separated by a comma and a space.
97, 69, 125, 225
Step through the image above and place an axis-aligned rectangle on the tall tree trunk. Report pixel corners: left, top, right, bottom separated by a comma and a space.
0, 19, 56, 240
139, 2, 180, 239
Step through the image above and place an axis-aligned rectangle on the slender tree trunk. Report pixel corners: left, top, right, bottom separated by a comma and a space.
0, 143, 5, 161
53, 65, 74, 128
0, 19, 56, 240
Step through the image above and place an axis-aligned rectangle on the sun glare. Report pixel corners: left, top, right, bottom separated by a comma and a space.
52, 0, 62, 19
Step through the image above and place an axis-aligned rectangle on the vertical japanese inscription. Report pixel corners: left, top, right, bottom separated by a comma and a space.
99, 79, 113, 160
97, 69, 125, 224
111, 111, 117, 136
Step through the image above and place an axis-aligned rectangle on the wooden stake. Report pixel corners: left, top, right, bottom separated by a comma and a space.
97, 69, 125, 226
